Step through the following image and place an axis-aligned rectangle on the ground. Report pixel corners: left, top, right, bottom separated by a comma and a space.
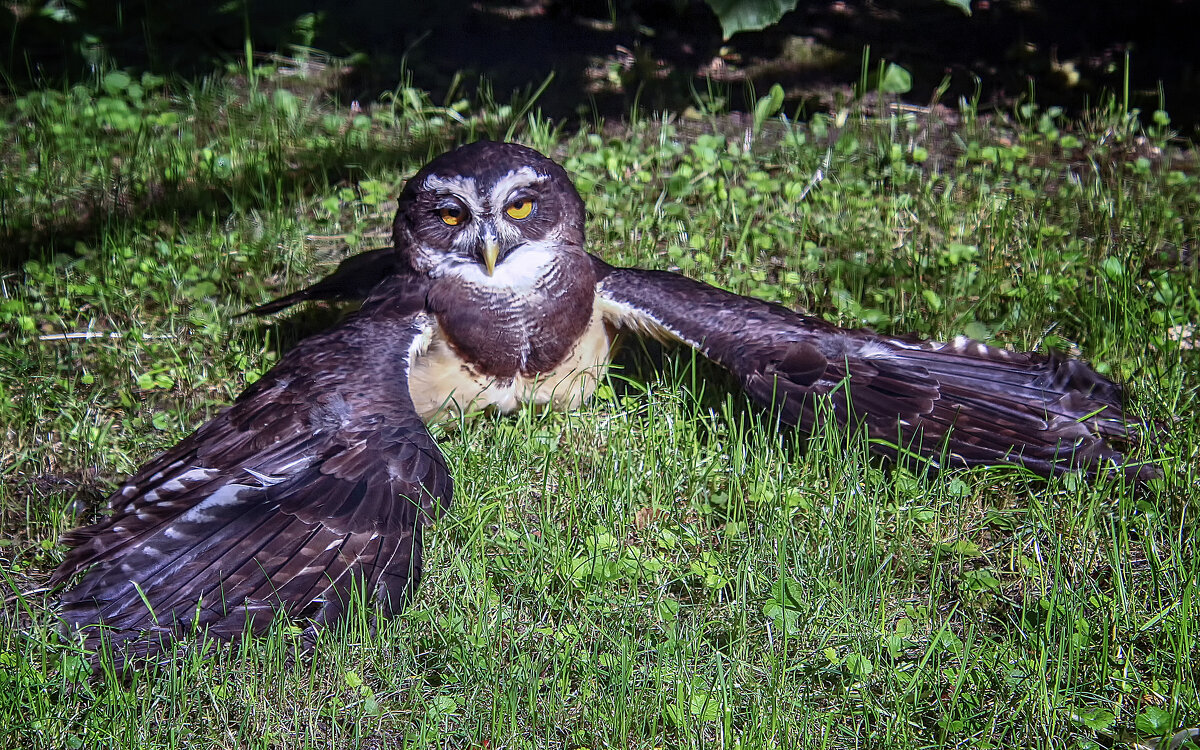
6, 0, 1200, 131
0, 20, 1199, 750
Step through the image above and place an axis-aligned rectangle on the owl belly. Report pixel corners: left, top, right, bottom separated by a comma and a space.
407, 303, 614, 422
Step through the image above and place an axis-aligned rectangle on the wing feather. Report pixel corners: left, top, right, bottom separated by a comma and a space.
594, 257, 1154, 480
239, 246, 399, 316
54, 273, 449, 662
234, 243, 1153, 480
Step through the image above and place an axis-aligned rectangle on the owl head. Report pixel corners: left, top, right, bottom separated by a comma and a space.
392, 142, 586, 287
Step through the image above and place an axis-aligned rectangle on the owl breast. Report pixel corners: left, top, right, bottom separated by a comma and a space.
407, 300, 613, 422
410, 251, 609, 421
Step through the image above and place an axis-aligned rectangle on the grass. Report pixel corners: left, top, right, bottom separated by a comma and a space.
1, 58, 1199, 749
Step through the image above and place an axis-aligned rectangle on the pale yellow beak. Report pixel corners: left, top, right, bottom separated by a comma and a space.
481, 238, 500, 276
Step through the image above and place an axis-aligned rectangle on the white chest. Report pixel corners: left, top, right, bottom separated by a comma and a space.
407, 302, 614, 422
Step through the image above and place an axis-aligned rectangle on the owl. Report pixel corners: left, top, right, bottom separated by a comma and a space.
53, 141, 1153, 663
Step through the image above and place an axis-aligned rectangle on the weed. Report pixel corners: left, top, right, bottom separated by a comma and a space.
1, 60, 1197, 749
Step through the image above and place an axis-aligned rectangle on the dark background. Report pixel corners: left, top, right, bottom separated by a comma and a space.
4, 0, 1198, 132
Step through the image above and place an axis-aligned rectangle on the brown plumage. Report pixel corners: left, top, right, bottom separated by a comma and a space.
54, 274, 449, 662
240, 246, 399, 316
591, 264, 1148, 480
53, 141, 1155, 664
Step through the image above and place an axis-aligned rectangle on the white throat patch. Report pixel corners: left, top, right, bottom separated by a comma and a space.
442, 240, 560, 291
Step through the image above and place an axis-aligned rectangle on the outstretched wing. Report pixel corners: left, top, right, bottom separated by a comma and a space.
53, 273, 450, 662
241, 246, 399, 316
593, 257, 1153, 480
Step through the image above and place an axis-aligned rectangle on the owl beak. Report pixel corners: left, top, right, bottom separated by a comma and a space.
480, 236, 501, 276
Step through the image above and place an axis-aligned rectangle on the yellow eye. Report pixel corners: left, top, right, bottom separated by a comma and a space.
439, 205, 466, 226
505, 198, 534, 220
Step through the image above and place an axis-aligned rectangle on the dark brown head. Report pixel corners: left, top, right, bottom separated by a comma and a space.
392, 141, 586, 287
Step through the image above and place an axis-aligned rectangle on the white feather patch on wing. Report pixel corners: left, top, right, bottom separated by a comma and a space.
594, 295, 701, 349
158, 467, 221, 493
408, 313, 434, 361
854, 340, 897, 360
243, 467, 286, 486
176, 483, 255, 524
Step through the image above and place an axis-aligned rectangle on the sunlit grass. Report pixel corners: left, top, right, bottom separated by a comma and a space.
1, 59, 1197, 749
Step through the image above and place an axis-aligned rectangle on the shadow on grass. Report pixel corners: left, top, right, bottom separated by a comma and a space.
4, 0, 1200, 131
0, 134, 443, 271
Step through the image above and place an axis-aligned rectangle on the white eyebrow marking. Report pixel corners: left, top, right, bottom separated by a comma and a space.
491, 167, 545, 206
422, 174, 484, 214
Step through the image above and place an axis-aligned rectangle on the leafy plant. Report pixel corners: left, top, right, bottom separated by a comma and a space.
704, 0, 971, 38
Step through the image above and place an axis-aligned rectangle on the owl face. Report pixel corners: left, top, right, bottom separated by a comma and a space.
393, 142, 586, 289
